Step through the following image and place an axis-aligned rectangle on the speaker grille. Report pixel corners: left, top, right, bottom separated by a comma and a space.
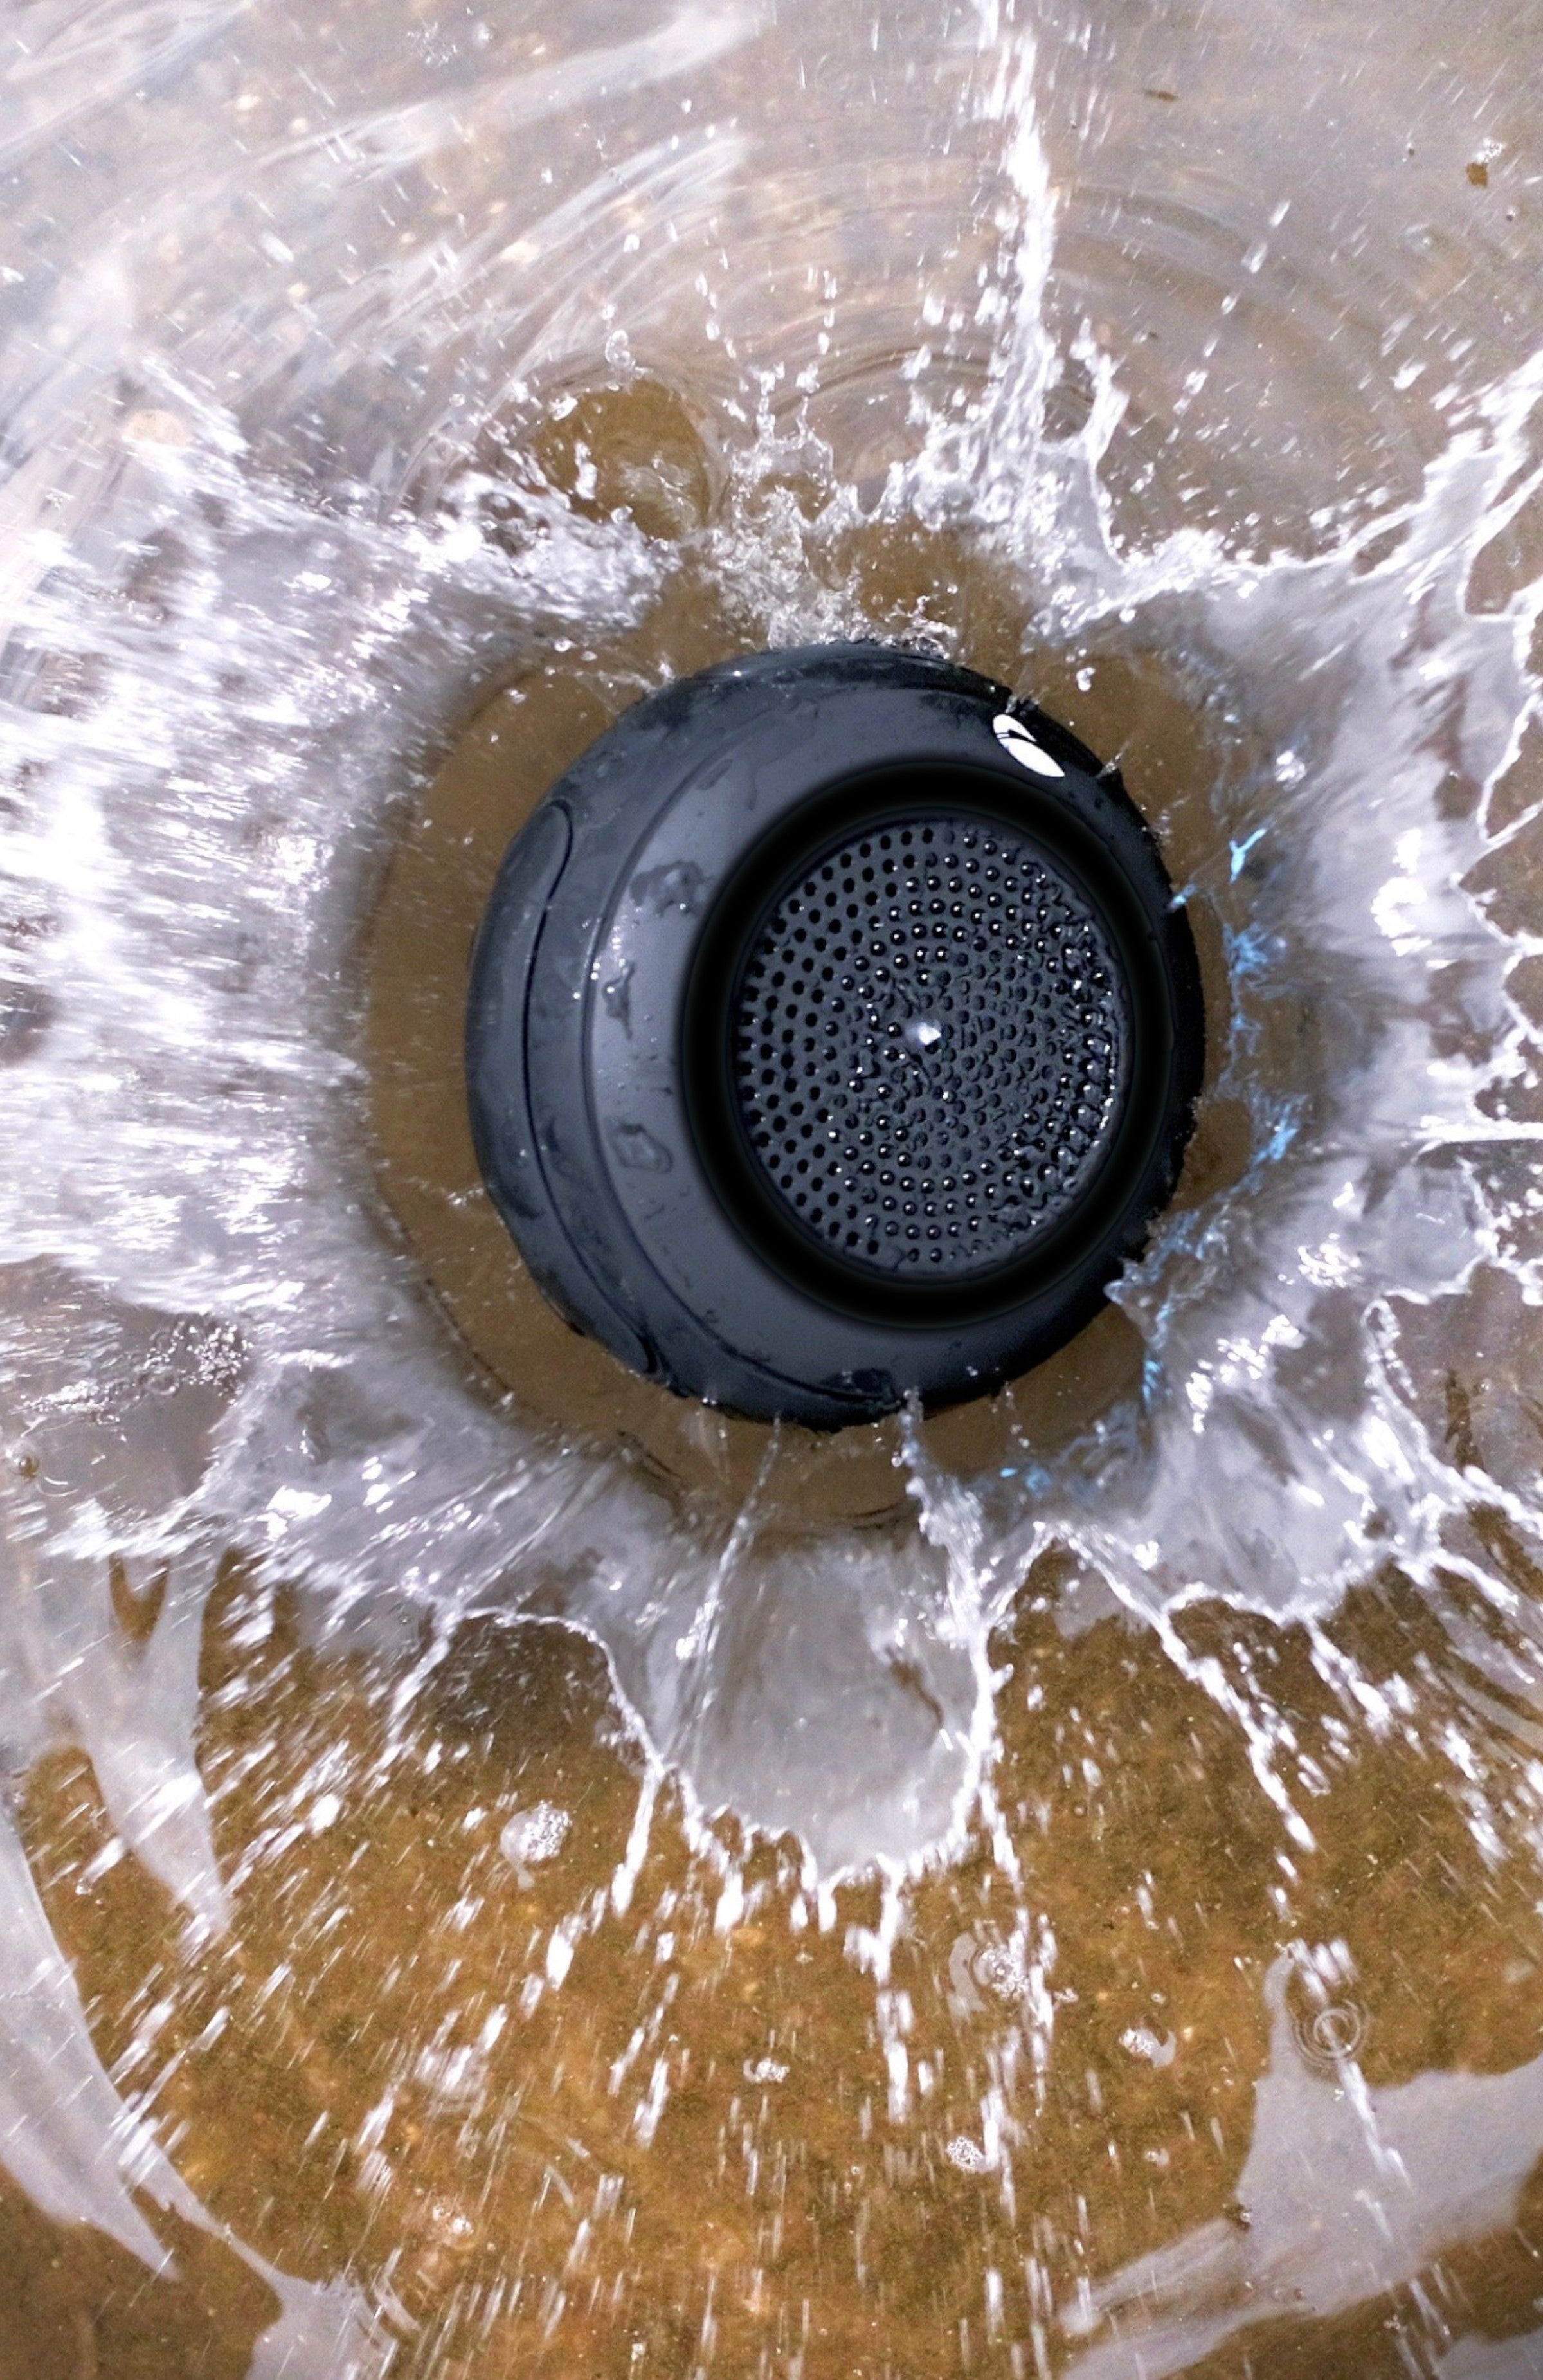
732, 814, 1128, 1281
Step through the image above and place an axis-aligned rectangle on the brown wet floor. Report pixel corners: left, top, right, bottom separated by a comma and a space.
15, 1536, 1543, 2377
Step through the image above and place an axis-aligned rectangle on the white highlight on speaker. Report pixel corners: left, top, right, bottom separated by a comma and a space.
993, 713, 1065, 777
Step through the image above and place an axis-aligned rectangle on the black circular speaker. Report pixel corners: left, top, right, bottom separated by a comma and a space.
465, 642, 1203, 1428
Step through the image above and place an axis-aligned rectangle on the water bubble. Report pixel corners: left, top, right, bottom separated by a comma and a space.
1120, 2024, 1178, 2067
500, 1803, 571, 1873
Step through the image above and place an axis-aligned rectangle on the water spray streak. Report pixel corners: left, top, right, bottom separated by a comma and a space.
1, 0, 1542, 2367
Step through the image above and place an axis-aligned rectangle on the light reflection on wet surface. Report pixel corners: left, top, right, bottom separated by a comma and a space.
23, 1566, 1543, 2375
2, 0, 1543, 2372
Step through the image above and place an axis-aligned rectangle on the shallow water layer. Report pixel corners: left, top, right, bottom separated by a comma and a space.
3, 0, 1543, 2372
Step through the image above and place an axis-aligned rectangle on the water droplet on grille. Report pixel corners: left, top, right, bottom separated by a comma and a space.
732, 815, 1128, 1280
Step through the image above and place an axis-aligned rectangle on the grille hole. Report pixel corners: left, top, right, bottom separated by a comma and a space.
732, 815, 1127, 1280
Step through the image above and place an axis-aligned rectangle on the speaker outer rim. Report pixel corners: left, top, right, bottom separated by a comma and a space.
465, 642, 1204, 1428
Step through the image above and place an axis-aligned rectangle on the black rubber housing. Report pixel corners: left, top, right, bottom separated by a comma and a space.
465, 642, 1204, 1428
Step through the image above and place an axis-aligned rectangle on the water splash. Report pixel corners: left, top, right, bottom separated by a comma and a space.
1, 0, 1543, 2357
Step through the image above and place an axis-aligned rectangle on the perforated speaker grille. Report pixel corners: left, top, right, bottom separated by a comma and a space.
732, 813, 1128, 1280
